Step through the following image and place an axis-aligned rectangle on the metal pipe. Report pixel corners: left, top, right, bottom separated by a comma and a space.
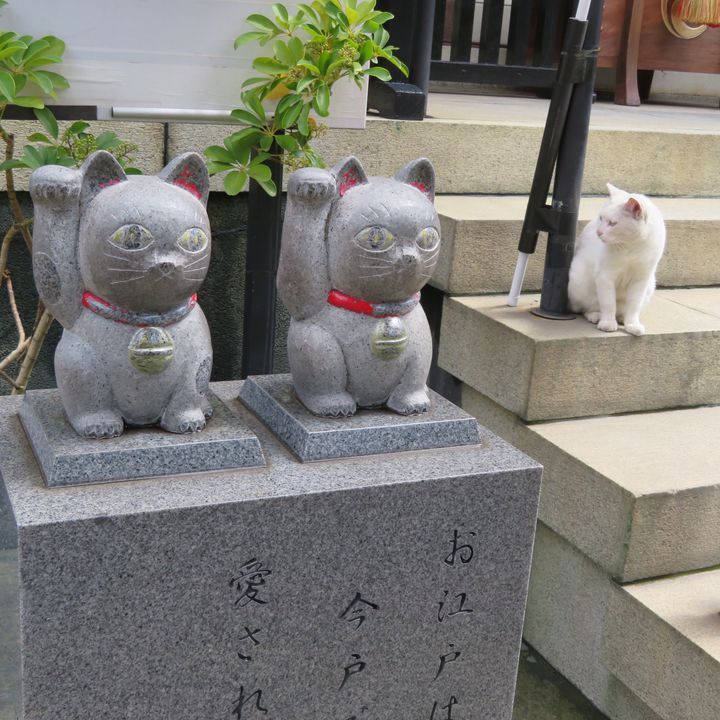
533, 0, 604, 319
113, 107, 233, 122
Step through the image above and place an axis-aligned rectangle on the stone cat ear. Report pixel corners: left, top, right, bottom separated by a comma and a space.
624, 197, 645, 220
333, 156, 368, 197
159, 152, 210, 206
396, 158, 435, 201
80, 151, 127, 208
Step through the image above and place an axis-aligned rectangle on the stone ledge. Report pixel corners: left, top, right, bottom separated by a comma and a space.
433, 196, 720, 295
603, 568, 720, 720
524, 523, 662, 720
439, 290, 720, 421
0, 120, 165, 192
463, 384, 720, 582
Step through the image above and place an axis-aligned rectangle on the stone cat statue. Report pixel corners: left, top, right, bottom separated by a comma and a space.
30, 150, 214, 438
277, 156, 440, 417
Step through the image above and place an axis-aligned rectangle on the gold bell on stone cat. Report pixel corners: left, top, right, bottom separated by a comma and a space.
128, 327, 175, 373
371, 317, 409, 360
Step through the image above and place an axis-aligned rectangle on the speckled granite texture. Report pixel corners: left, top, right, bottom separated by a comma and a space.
240, 374, 481, 461
19, 388, 265, 486
1, 381, 541, 720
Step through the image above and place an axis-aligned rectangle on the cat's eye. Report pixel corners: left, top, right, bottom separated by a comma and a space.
416, 227, 440, 251
354, 226, 395, 252
109, 224, 153, 251
177, 228, 209, 253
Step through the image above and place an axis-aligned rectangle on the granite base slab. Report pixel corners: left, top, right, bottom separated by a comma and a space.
19, 388, 265, 487
239, 373, 481, 461
1, 380, 542, 720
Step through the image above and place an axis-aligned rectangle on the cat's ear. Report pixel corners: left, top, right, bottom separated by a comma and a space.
606, 182, 624, 199
160, 152, 210, 206
624, 197, 645, 220
333, 156, 368, 197
80, 151, 127, 208
396, 158, 435, 201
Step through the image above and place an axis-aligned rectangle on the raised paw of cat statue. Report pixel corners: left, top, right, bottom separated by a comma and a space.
277, 156, 440, 417
29, 150, 214, 438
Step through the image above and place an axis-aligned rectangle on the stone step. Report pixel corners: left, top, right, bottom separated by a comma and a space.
434, 195, 720, 295
166, 95, 720, 196
603, 568, 720, 720
438, 288, 720, 422
461, 384, 720, 583
524, 523, 663, 720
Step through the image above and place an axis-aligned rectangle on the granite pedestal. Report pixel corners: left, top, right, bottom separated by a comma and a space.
240, 374, 481, 461
19, 388, 265, 486
1, 380, 542, 720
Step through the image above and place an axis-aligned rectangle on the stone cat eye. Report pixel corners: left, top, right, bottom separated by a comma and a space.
416, 227, 440, 251
353, 225, 395, 251
108, 223, 153, 251
177, 227, 209, 253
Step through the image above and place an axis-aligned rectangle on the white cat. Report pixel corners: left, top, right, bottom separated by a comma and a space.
568, 183, 665, 336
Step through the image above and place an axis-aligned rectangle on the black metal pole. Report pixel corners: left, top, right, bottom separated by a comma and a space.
517, 17, 589, 255
532, 0, 604, 319
241, 151, 283, 377
409, 0, 437, 117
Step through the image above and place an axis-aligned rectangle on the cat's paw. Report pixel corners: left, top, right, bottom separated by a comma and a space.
161, 407, 207, 434
598, 319, 618, 333
75, 411, 124, 439
288, 168, 335, 202
29, 167, 80, 205
387, 388, 431, 415
625, 322, 645, 336
584, 312, 601, 324
302, 392, 357, 417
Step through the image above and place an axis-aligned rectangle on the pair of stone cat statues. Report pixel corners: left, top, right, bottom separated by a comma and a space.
30, 151, 440, 438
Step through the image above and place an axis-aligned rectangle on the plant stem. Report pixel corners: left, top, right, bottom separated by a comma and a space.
0, 123, 33, 251
0, 223, 18, 291
11, 307, 52, 395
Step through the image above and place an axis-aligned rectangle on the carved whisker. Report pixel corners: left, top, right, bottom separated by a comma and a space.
109, 267, 143, 273
103, 252, 133, 263
184, 254, 209, 269
355, 263, 394, 269
423, 250, 440, 263
357, 270, 394, 279
110, 275, 145, 284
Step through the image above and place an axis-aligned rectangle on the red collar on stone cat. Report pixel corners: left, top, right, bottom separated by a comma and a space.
81, 291, 197, 327
327, 289, 420, 318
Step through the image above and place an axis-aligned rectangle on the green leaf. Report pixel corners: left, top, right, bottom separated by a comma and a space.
297, 60, 320, 75
248, 162, 272, 182
230, 108, 264, 127
259, 134, 273, 151
20, 39, 51, 65
242, 91, 267, 122
254, 175, 277, 197
234, 31, 267, 49
224, 170, 248, 196
23, 55, 63, 70
297, 3, 319, 22
66, 120, 90, 135
272, 3, 289, 24
0, 44, 27, 61
13, 96, 44, 109
364, 66, 391, 81
288, 36, 304, 63
275, 98, 304, 129
241, 76, 271, 89
358, 39, 374, 64
0, 70, 15, 101
33, 106, 59, 139
367, 11, 394, 25
95, 131, 122, 150
223, 136, 251, 165
273, 40, 295, 67
0, 158, 28, 172
245, 14, 280, 32
249, 151, 271, 165
314, 82, 330, 116
297, 103, 311, 136
253, 56, 288, 75
26, 132, 51, 143
295, 77, 314, 93
275, 134, 299, 153
206, 161, 234, 175
21, 145, 44, 169
204, 145, 236, 164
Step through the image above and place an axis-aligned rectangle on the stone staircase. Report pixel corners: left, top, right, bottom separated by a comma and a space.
427, 95, 720, 720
